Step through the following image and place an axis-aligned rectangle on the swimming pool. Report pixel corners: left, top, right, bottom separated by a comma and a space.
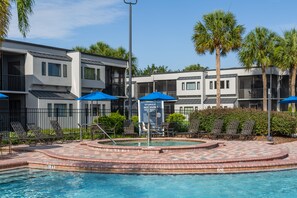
1, 168, 297, 197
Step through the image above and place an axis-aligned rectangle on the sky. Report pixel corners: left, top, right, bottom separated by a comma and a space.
7, 0, 297, 70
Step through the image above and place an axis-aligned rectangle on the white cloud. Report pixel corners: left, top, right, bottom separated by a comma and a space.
8, 0, 124, 39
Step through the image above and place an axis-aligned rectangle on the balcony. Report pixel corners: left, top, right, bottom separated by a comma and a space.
1, 75, 25, 91
239, 88, 277, 99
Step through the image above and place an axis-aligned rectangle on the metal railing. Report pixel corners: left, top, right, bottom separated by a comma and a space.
1, 75, 25, 91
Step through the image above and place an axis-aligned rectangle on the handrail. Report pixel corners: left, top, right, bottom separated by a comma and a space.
93, 123, 117, 145
78, 123, 117, 145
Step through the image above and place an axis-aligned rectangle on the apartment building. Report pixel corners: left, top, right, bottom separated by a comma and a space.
0, 39, 127, 129
132, 67, 290, 116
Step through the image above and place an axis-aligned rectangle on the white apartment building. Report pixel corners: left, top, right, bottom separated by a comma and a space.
132, 67, 290, 116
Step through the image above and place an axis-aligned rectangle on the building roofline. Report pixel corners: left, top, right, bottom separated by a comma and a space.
4, 39, 70, 51
4, 39, 128, 62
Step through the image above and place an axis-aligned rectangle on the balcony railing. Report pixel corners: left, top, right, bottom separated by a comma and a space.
238, 88, 277, 99
1, 75, 25, 91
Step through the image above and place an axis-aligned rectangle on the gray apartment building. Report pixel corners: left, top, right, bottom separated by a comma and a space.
0, 39, 127, 130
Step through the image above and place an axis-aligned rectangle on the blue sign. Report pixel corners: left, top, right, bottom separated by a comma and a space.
138, 101, 163, 132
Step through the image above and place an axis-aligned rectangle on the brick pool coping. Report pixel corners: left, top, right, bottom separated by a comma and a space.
1, 138, 297, 174
87, 138, 220, 154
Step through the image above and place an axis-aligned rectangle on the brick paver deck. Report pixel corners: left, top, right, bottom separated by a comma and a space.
1, 138, 297, 174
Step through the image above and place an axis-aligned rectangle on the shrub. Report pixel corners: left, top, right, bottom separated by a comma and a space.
94, 111, 125, 134
166, 113, 188, 132
190, 108, 297, 136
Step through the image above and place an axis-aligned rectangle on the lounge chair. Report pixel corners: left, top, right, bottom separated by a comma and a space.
161, 122, 176, 137
209, 119, 224, 139
10, 121, 38, 145
240, 120, 255, 140
27, 123, 56, 144
224, 120, 240, 140
0, 131, 12, 154
50, 120, 76, 142
123, 120, 138, 137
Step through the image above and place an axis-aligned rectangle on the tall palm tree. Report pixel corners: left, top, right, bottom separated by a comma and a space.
238, 27, 279, 111
274, 29, 297, 112
192, 10, 244, 108
0, 0, 35, 40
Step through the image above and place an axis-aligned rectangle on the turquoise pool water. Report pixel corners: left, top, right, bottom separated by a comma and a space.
1, 168, 297, 197
108, 140, 201, 146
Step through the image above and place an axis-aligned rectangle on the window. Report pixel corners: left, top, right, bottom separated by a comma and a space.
48, 63, 61, 77
184, 107, 194, 114
186, 82, 196, 90
210, 81, 213, 89
47, 103, 52, 117
197, 82, 200, 90
63, 64, 67, 77
179, 107, 183, 113
84, 67, 95, 80
220, 81, 225, 89
182, 82, 185, 90
54, 104, 67, 117
42, 62, 46, 76
214, 81, 217, 89
69, 104, 73, 117
226, 80, 230, 89
97, 69, 101, 81
81, 67, 83, 79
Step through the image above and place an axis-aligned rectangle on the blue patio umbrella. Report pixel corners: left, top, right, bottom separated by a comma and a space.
139, 92, 175, 143
279, 96, 297, 104
76, 91, 118, 101
139, 92, 175, 101
0, 93, 8, 99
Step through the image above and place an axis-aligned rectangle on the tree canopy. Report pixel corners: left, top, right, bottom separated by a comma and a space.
192, 10, 244, 108
238, 27, 279, 111
0, 0, 35, 40
73, 41, 138, 76
137, 64, 170, 76
183, 64, 208, 71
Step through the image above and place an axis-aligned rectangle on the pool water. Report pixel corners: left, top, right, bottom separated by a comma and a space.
110, 140, 201, 146
1, 168, 297, 197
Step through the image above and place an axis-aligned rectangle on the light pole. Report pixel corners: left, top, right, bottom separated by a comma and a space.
267, 66, 273, 141
124, 0, 137, 120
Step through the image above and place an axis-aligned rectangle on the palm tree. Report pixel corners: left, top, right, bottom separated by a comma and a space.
238, 27, 279, 111
274, 29, 297, 112
192, 10, 244, 108
73, 41, 139, 75
0, 0, 35, 40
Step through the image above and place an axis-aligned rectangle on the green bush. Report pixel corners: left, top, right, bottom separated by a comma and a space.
132, 115, 139, 132
190, 108, 297, 136
166, 113, 188, 132
93, 111, 125, 134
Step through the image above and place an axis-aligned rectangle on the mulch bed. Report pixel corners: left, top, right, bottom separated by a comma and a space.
255, 136, 297, 144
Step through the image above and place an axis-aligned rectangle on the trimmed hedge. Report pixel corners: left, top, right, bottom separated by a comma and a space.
93, 111, 125, 134
190, 108, 297, 136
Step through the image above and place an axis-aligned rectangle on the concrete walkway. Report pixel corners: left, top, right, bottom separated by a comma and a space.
1, 138, 297, 174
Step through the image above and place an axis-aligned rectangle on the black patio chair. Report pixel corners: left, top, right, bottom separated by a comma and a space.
10, 121, 38, 145
224, 120, 240, 140
0, 131, 11, 155
240, 120, 255, 140
161, 122, 176, 137
27, 123, 56, 144
209, 119, 224, 139
50, 120, 76, 142
123, 120, 138, 137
